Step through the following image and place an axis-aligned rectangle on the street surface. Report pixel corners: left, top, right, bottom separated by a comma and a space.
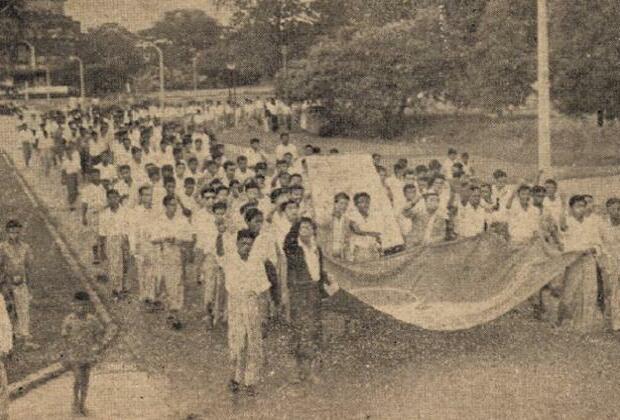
4, 117, 620, 419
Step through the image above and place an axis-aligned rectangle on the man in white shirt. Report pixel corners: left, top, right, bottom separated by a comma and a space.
386, 163, 406, 208
442, 148, 459, 180
246, 138, 268, 169
349, 193, 383, 261
456, 186, 487, 238
81, 169, 107, 264
151, 196, 195, 325
562, 195, 602, 253
98, 189, 129, 299
116, 165, 139, 209
128, 186, 161, 310
274, 132, 298, 161
504, 185, 540, 244
221, 229, 271, 395
61, 142, 82, 210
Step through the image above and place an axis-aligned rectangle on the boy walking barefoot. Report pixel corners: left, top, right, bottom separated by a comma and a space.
61, 291, 105, 417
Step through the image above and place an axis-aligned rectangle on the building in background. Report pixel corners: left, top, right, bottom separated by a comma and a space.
0, 0, 81, 97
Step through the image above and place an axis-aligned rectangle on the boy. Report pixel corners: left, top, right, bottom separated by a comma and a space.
62, 142, 82, 211
221, 229, 271, 396
275, 132, 298, 161
322, 192, 352, 260
443, 148, 458, 179
349, 193, 383, 261
0, 220, 38, 350
61, 291, 106, 416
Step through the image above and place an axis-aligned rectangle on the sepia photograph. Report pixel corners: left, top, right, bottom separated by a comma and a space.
1, 0, 620, 418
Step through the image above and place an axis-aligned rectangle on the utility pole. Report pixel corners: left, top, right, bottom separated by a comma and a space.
537, 0, 551, 173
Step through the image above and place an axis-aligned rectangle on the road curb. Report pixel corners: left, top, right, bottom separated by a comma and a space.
1, 150, 119, 400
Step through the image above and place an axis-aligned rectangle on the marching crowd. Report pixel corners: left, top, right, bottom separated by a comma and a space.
2, 97, 620, 415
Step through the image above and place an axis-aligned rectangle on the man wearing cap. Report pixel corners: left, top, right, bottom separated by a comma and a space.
0, 220, 38, 350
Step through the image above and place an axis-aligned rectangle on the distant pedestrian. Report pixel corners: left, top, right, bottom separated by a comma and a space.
61, 291, 106, 417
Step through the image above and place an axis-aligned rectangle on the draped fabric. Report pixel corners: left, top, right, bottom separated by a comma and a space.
322, 232, 585, 331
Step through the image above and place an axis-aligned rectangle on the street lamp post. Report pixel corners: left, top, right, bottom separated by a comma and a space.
537, 0, 551, 173
69, 56, 85, 105
138, 41, 166, 110
20, 41, 36, 101
192, 54, 199, 93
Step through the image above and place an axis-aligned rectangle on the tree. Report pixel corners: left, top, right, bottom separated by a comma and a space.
80, 24, 145, 95
452, 0, 537, 112
139, 9, 223, 90
227, 0, 319, 78
277, 8, 454, 138
550, 0, 620, 120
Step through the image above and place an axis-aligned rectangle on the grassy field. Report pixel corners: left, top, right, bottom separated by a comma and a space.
219, 112, 620, 183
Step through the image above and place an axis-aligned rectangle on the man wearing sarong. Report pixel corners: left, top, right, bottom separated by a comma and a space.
152, 196, 195, 328
598, 198, 620, 330
557, 195, 604, 332
98, 189, 130, 300
128, 186, 161, 311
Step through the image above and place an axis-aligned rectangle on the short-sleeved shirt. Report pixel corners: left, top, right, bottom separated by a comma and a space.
0, 241, 32, 283
61, 313, 105, 363
98, 207, 129, 237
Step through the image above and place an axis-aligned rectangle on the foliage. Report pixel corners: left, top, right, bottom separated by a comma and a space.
139, 9, 223, 89
276, 8, 454, 138
550, 0, 620, 118
79, 23, 145, 95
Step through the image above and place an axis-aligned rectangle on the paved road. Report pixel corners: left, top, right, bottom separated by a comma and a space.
6, 116, 620, 419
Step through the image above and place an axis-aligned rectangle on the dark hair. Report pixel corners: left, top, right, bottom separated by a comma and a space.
237, 155, 247, 163
403, 183, 417, 193
569, 195, 586, 208
6, 220, 22, 229
237, 229, 255, 242
517, 184, 531, 193
544, 179, 557, 187
163, 176, 176, 185
184, 177, 196, 186
138, 185, 152, 195
353, 192, 370, 204
415, 165, 428, 174
223, 161, 236, 170
250, 138, 260, 144
448, 148, 457, 155
244, 207, 263, 223
493, 169, 507, 179
606, 197, 620, 208
283, 217, 317, 255
74, 291, 90, 301
213, 201, 228, 212
280, 199, 299, 212
119, 164, 130, 172
215, 186, 229, 195
531, 185, 546, 194
106, 189, 120, 198
334, 192, 350, 202
280, 132, 289, 139
163, 195, 176, 206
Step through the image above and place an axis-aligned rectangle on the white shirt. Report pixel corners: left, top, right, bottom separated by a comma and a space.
127, 205, 157, 253
62, 151, 81, 174
299, 239, 321, 282
151, 212, 194, 243
81, 183, 107, 210
456, 203, 487, 238
94, 163, 117, 182
275, 143, 298, 161
562, 214, 602, 253
505, 203, 540, 244
246, 148, 266, 168
98, 207, 129, 237
221, 249, 271, 297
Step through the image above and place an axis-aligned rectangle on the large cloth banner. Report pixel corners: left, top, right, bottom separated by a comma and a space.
324, 232, 585, 331
305, 154, 404, 249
